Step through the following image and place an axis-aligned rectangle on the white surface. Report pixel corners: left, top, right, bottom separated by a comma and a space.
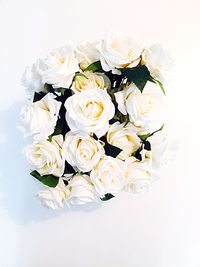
0, 0, 200, 266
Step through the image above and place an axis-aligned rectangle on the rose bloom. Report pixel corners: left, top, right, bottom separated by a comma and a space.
68, 174, 96, 205
115, 82, 164, 133
75, 41, 100, 70
107, 122, 141, 160
37, 178, 70, 209
148, 130, 178, 169
24, 135, 64, 177
90, 156, 125, 196
21, 64, 46, 100
62, 131, 104, 172
20, 93, 61, 140
23, 46, 79, 95
97, 31, 143, 74
124, 151, 157, 194
65, 88, 115, 138
71, 71, 110, 93
142, 44, 173, 82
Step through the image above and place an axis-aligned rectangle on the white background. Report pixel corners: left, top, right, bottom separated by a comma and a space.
0, 0, 200, 266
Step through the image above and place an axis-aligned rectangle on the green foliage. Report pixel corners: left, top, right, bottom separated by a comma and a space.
56, 87, 66, 95
75, 72, 88, 79
119, 65, 166, 95
63, 161, 75, 174
124, 115, 130, 127
30, 170, 59, 188
33, 92, 46, 102
138, 124, 164, 141
85, 61, 102, 72
47, 135, 53, 142
100, 136, 122, 158
119, 65, 150, 92
100, 193, 115, 201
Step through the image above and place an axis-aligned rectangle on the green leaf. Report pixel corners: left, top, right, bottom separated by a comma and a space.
44, 83, 53, 92
56, 87, 66, 94
30, 170, 59, 188
100, 193, 115, 201
33, 92, 46, 102
109, 114, 121, 124
150, 124, 164, 137
63, 161, 75, 174
119, 65, 151, 92
124, 115, 130, 127
75, 72, 88, 79
143, 140, 151, 151
85, 61, 102, 72
132, 148, 142, 161
149, 76, 166, 95
138, 133, 150, 142
138, 124, 165, 141
47, 135, 53, 142
100, 136, 122, 158
53, 116, 64, 135
112, 115, 121, 121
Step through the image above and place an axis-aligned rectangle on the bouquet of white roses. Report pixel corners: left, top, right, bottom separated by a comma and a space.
20, 31, 174, 209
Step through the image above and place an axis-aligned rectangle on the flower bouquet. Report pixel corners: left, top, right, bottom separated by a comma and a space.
20, 31, 174, 209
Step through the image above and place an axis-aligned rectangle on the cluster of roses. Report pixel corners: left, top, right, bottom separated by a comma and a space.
20, 31, 173, 209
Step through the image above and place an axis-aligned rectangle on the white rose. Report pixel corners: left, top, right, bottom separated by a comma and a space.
142, 44, 173, 82
21, 64, 46, 100
65, 88, 115, 138
71, 71, 110, 93
124, 154, 156, 194
68, 174, 96, 205
20, 93, 61, 140
22, 46, 79, 99
29, 46, 79, 90
24, 135, 64, 177
107, 122, 141, 160
37, 178, 70, 209
62, 131, 104, 172
75, 41, 100, 70
97, 31, 143, 74
115, 82, 164, 133
90, 156, 125, 196
148, 130, 178, 169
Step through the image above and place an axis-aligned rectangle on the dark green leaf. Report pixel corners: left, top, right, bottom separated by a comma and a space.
119, 65, 151, 92
100, 136, 122, 158
47, 135, 53, 142
124, 115, 130, 127
33, 92, 46, 102
100, 193, 115, 201
44, 83, 53, 92
30, 170, 59, 188
53, 118, 63, 135
63, 180, 69, 186
63, 161, 75, 174
52, 104, 70, 136
132, 148, 142, 161
138, 133, 150, 142
143, 140, 151, 151
56, 87, 66, 94
109, 114, 121, 124
85, 61, 102, 72
113, 115, 121, 121
93, 134, 98, 141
